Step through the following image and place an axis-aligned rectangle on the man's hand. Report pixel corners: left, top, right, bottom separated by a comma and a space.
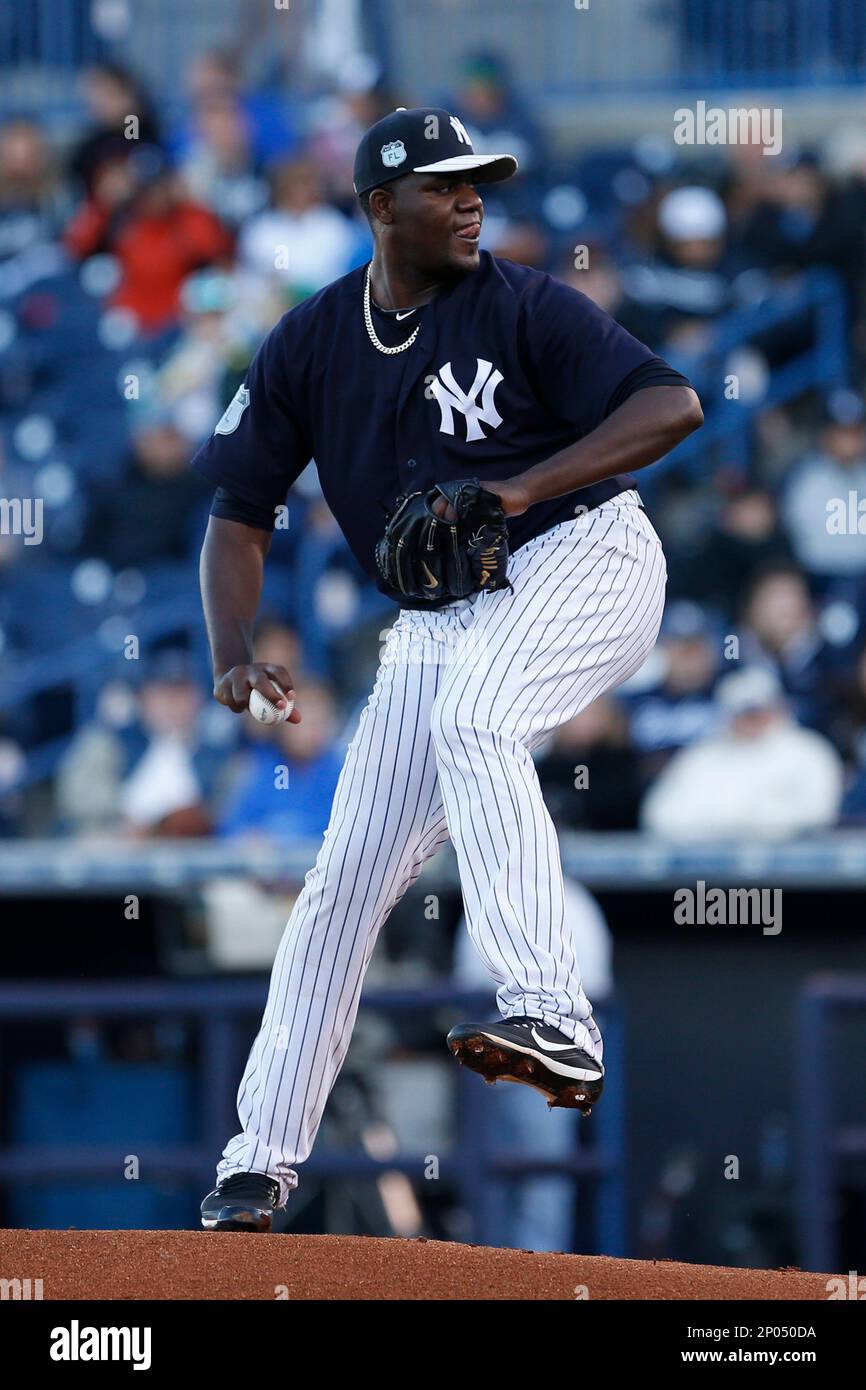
478, 479, 529, 517
200, 518, 302, 721
214, 662, 301, 721
430, 478, 528, 521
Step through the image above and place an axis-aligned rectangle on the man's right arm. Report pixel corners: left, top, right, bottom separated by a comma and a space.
199, 515, 300, 719
192, 315, 312, 719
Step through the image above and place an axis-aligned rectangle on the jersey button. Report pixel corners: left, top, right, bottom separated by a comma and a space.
407, 458, 417, 469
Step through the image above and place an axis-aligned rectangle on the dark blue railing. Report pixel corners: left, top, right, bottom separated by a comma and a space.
797, 975, 866, 1273
650, 269, 847, 485
0, 979, 625, 1251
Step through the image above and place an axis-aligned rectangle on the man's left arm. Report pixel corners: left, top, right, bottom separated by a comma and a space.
488, 275, 702, 516
490, 382, 703, 517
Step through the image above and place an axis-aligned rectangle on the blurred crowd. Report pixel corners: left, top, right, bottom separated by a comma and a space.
2, 46, 866, 841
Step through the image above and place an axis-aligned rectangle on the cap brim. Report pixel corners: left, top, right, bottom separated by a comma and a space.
411, 153, 518, 184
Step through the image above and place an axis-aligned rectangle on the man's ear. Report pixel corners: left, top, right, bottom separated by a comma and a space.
369, 186, 394, 226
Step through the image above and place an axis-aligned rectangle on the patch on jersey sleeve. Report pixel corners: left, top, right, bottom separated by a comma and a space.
214, 384, 251, 436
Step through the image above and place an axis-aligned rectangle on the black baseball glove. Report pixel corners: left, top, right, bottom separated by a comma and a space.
375, 478, 511, 602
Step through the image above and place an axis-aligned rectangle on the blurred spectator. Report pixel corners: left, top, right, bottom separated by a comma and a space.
671, 489, 792, 615
305, 53, 393, 209
252, 618, 304, 686
443, 50, 544, 196
153, 270, 245, 443
620, 186, 732, 351
659, 186, 727, 273
723, 141, 777, 234
782, 390, 866, 583
176, 48, 299, 169
641, 667, 843, 841
153, 267, 288, 444
830, 641, 866, 825
537, 696, 643, 831
739, 566, 844, 728
731, 152, 866, 315
0, 118, 65, 260
439, 51, 549, 252
626, 602, 720, 759
239, 158, 361, 293
56, 651, 231, 838
822, 127, 866, 369
65, 146, 233, 331
482, 218, 549, 268
830, 641, 866, 763
179, 96, 269, 229
242, 613, 311, 699
80, 408, 209, 568
0, 734, 27, 838
555, 243, 623, 317
217, 678, 343, 842
841, 762, 866, 825
118, 655, 214, 836
553, 243, 659, 346
69, 63, 161, 196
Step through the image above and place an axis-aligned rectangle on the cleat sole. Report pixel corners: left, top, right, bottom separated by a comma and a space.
448, 1028, 601, 1114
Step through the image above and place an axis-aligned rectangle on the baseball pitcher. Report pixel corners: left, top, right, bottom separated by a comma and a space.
196, 108, 702, 1231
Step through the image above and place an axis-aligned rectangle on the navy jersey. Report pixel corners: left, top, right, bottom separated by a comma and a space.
193, 251, 677, 608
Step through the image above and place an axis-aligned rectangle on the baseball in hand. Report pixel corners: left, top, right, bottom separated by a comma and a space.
249, 684, 294, 725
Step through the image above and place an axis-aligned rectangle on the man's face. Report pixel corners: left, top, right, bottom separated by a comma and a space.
667, 234, 722, 269
373, 172, 485, 276
730, 707, 781, 740
664, 636, 717, 694
138, 680, 201, 737
134, 424, 189, 477
747, 575, 811, 650
821, 421, 866, 466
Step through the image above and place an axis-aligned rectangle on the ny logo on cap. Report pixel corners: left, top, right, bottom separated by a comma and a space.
381, 140, 407, 170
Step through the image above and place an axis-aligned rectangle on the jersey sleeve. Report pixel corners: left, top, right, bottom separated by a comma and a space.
520, 274, 659, 438
191, 314, 313, 512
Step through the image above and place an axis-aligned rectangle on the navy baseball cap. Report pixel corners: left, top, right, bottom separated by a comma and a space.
821, 388, 866, 428
353, 106, 518, 196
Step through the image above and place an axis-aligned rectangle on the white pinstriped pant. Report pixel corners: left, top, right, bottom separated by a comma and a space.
217, 490, 667, 1201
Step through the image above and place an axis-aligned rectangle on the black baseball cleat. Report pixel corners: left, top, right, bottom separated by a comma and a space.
447, 1015, 604, 1113
200, 1172, 283, 1232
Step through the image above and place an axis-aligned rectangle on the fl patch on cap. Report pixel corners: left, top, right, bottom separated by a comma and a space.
353, 106, 518, 196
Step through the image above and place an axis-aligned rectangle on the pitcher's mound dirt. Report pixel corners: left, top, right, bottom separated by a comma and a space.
0, 1229, 833, 1299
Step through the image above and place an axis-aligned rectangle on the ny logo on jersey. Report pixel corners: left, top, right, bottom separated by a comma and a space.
429, 359, 504, 442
